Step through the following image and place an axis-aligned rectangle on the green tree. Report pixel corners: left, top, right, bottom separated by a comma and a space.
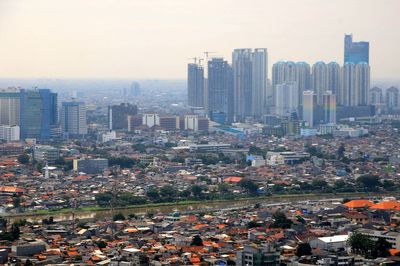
270, 211, 292, 229
312, 179, 328, 189
191, 235, 203, 246
113, 212, 125, 221
17, 153, 30, 164
357, 175, 381, 190
348, 232, 374, 257
337, 144, 345, 158
146, 188, 159, 201
239, 179, 259, 194
296, 243, 312, 257
96, 241, 107, 249
191, 185, 203, 198
159, 185, 177, 201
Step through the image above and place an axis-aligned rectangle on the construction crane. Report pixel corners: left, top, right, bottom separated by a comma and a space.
188, 57, 199, 64
204, 51, 217, 59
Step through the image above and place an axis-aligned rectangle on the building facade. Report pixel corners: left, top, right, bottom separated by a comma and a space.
61, 101, 87, 138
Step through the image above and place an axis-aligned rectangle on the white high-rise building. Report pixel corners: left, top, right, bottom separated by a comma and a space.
355, 62, 370, 106
142, 114, 160, 128
340, 62, 370, 107
327, 62, 341, 95
251, 48, 268, 117
233, 48, 268, 119
61, 101, 87, 138
323, 91, 336, 124
369, 87, 383, 105
0, 88, 20, 126
275, 82, 298, 116
302, 90, 316, 127
0, 125, 20, 141
296, 62, 311, 105
312, 62, 329, 105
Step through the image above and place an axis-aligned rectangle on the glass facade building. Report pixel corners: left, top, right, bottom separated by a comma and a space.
344, 34, 369, 64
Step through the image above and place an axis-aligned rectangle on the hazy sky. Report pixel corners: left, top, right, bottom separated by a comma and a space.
0, 0, 399, 79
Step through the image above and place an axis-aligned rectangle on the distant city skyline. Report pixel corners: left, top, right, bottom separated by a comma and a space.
0, 0, 399, 79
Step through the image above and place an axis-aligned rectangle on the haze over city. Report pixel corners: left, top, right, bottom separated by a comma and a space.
0, 0, 399, 79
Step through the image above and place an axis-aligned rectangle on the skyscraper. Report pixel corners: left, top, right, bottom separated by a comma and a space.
323, 91, 336, 124
302, 90, 316, 127
251, 48, 268, 117
207, 58, 234, 123
61, 101, 87, 138
327, 62, 341, 95
339, 62, 355, 106
344, 34, 369, 64
0, 88, 20, 126
312, 62, 328, 105
232, 49, 253, 120
386, 86, 399, 110
369, 87, 383, 105
355, 62, 370, 106
295, 62, 311, 104
108, 103, 138, 130
187, 63, 205, 107
275, 82, 298, 116
20, 89, 58, 140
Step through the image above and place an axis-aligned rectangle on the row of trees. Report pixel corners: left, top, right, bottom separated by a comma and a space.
348, 232, 391, 259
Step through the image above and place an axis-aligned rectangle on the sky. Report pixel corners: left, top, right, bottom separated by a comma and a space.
0, 0, 399, 79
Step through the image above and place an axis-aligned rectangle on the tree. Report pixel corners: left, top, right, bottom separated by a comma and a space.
312, 179, 328, 189
218, 183, 230, 194
0, 218, 7, 232
146, 188, 159, 201
247, 220, 259, 228
296, 243, 312, 257
191, 235, 203, 246
159, 185, 177, 201
270, 211, 292, 229
372, 238, 391, 258
96, 241, 107, 249
17, 153, 30, 164
239, 179, 258, 194
357, 175, 381, 190
337, 144, 345, 158
348, 232, 374, 257
113, 213, 125, 221
191, 185, 203, 198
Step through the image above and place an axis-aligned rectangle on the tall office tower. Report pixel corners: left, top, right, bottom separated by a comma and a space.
275, 82, 298, 116
0, 88, 20, 126
312, 62, 329, 105
108, 103, 138, 130
251, 48, 268, 117
232, 49, 253, 119
130, 81, 141, 97
296, 62, 311, 104
323, 91, 336, 124
61, 101, 87, 138
369, 87, 383, 105
302, 90, 316, 127
344, 34, 369, 64
386, 86, 399, 110
355, 62, 370, 106
207, 58, 234, 123
327, 62, 341, 95
187, 63, 205, 107
339, 62, 355, 106
20, 89, 58, 140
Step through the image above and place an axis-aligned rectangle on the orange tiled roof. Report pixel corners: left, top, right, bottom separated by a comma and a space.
0, 186, 23, 193
223, 176, 242, 183
371, 201, 400, 210
343, 199, 373, 209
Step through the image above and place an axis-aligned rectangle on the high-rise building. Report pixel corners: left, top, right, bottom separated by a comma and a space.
275, 82, 298, 116
386, 86, 399, 110
232, 49, 253, 119
108, 103, 138, 130
344, 34, 369, 64
369, 87, 383, 105
187, 63, 205, 107
0, 125, 20, 141
232, 48, 268, 120
355, 62, 370, 106
296, 62, 311, 104
61, 101, 87, 138
19, 89, 58, 140
272, 61, 310, 106
0, 88, 20, 126
327, 62, 341, 95
339, 62, 355, 106
323, 91, 336, 124
302, 90, 316, 127
251, 48, 268, 117
312, 62, 329, 105
207, 58, 234, 123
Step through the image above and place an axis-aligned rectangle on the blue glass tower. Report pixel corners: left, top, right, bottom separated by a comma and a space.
344, 34, 369, 64
20, 89, 58, 140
